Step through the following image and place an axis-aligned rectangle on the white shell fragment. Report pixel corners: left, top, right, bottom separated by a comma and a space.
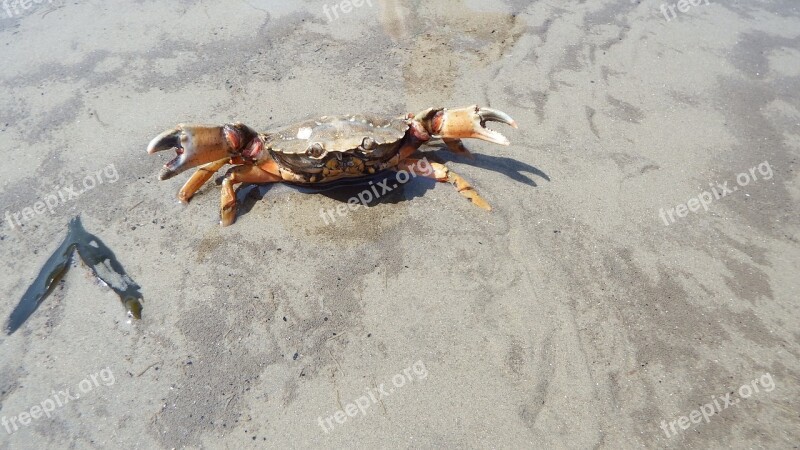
297, 127, 313, 140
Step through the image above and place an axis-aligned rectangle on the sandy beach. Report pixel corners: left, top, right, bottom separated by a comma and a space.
0, 0, 798, 448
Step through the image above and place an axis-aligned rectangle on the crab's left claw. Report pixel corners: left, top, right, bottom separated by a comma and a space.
147, 123, 257, 180
417, 105, 518, 146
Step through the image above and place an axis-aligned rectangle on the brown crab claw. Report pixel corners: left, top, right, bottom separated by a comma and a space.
147, 124, 245, 180
434, 105, 518, 146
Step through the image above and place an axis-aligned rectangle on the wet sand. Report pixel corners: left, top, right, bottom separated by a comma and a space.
0, 0, 798, 448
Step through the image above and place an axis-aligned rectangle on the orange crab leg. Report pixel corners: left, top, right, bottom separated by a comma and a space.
397, 158, 491, 211
178, 158, 229, 204
443, 138, 474, 159
219, 164, 282, 227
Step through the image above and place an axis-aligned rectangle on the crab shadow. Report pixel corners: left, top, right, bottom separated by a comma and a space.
235, 148, 548, 218
236, 172, 431, 218
425, 144, 550, 187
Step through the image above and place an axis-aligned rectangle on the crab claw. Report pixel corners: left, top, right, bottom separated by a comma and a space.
147, 123, 256, 180
422, 105, 517, 146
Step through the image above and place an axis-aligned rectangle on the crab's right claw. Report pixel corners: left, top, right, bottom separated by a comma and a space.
147, 124, 257, 181
427, 105, 518, 146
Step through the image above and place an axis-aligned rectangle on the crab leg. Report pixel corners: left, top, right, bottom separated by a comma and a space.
443, 138, 474, 159
178, 158, 229, 204
219, 165, 282, 227
397, 158, 491, 211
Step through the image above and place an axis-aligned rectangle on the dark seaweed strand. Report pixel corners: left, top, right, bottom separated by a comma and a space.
74, 221, 143, 320
5, 217, 143, 335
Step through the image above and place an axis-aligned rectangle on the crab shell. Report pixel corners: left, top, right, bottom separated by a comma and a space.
261, 114, 415, 183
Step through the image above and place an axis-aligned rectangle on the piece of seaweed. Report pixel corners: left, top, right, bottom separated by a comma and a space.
5, 217, 143, 334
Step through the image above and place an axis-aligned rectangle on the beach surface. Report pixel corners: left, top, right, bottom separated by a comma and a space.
0, 0, 798, 448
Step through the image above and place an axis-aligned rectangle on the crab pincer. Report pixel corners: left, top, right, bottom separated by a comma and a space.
419, 105, 518, 145
147, 123, 260, 181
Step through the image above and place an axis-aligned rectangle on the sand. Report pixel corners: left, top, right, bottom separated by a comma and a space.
0, 0, 798, 448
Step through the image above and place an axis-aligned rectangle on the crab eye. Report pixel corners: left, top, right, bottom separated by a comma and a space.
307, 142, 325, 158
361, 137, 376, 150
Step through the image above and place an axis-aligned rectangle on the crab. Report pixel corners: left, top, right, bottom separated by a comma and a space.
147, 105, 517, 226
